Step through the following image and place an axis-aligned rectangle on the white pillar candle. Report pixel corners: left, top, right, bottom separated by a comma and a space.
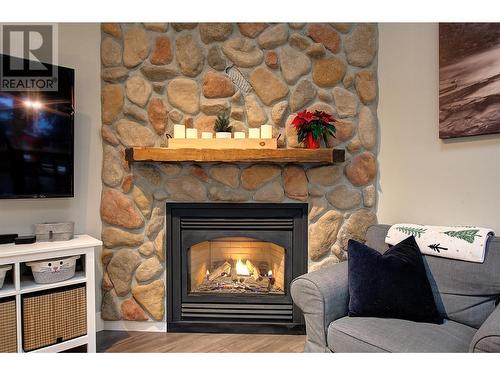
173, 124, 186, 139
234, 132, 245, 139
260, 124, 273, 139
248, 128, 260, 139
186, 128, 198, 139
201, 132, 213, 139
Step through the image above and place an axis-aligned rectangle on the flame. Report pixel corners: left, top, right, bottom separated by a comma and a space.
206, 269, 210, 276
267, 270, 273, 277
235, 258, 250, 276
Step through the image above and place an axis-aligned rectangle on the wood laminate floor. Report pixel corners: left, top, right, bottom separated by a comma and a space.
97, 331, 306, 353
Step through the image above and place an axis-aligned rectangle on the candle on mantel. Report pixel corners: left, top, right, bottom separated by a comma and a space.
260, 124, 273, 139
173, 124, 186, 139
201, 132, 213, 139
186, 128, 198, 139
248, 128, 260, 139
234, 132, 245, 139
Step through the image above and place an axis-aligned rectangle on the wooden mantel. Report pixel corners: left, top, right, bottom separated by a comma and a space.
125, 147, 345, 164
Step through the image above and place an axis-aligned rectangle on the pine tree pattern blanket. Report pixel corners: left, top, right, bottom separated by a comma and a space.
385, 224, 494, 263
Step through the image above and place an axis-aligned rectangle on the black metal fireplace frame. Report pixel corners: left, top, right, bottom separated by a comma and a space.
166, 203, 308, 334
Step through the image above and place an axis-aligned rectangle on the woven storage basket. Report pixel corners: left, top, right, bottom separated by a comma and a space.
0, 298, 17, 353
22, 285, 86, 352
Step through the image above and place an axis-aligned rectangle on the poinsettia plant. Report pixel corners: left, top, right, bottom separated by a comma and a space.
292, 110, 336, 149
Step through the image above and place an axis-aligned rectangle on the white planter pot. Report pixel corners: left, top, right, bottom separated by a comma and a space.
215, 132, 232, 139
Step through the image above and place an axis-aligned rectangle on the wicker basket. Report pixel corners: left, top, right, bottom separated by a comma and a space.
22, 285, 86, 352
0, 298, 17, 353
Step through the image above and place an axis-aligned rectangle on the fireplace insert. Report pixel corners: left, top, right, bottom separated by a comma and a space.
166, 203, 307, 334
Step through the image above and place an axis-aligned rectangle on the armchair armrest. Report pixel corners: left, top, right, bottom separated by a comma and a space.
470, 302, 500, 352
290, 261, 349, 352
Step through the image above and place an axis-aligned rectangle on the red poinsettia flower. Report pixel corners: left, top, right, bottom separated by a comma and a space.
291, 110, 337, 148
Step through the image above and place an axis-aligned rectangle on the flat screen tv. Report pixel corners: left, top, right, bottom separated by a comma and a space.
0, 55, 74, 199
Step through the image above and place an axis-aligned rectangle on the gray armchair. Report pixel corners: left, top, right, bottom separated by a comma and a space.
291, 224, 500, 352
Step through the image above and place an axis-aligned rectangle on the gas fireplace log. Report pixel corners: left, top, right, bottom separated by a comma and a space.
245, 260, 261, 281
208, 261, 231, 281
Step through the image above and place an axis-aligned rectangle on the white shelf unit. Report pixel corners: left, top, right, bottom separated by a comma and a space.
0, 235, 101, 353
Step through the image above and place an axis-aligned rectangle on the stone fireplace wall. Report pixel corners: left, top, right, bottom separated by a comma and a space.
100, 23, 379, 322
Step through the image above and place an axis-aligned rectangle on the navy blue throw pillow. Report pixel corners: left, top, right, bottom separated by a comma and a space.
347, 236, 442, 324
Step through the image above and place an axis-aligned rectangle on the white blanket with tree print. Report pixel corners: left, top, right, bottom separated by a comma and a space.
385, 224, 494, 263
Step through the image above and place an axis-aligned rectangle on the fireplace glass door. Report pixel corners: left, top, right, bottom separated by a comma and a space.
188, 237, 285, 295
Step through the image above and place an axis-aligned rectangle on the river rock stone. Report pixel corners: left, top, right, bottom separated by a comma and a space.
289, 33, 311, 50
136, 257, 163, 282
147, 98, 168, 135
135, 164, 162, 186
154, 230, 165, 261
143, 23, 168, 32
325, 119, 354, 147
309, 256, 340, 272
209, 164, 240, 188
265, 50, 279, 69
318, 89, 333, 103
132, 280, 165, 321
101, 189, 144, 229
308, 196, 328, 221
355, 70, 376, 104
102, 271, 113, 291
123, 26, 150, 68
257, 24, 288, 49
331, 23, 352, 33
223, 37, 263, 67
102, 23, 121, 38
102, 67, 129, 82
209, 185, 248, 202
308, 210, 343, 261
116, 119, 155, 147
244, 95, 267, 126
238, 23, 268, 38
122, 175, 134, 193
101, 37, 122, 67
159, 163, 181, 177
345, 151, 377, 186
126, 75, 152, 107
132, 185, 152, 218
168, 109, 183, 123
175, 34, 204, 77
140, 63, 178, 81
306, 165, 342, 186
249, 66, 288, 105
172, 23, 197, 31
190, 165, 209, 182
121, 298, 148, 321
201, 98, 230, 115
285, 114, 303, 148
344, 24, 376, 67
307, 24, 341, 53
363, 185, 376, 207
254, 180, 284, 202
230, 107, 244, 120
333, 87, 357, 117
102, 84, 123, 124
199, 23, 233, 44
280, 45, 311, 84
167, 78, 200, 114
327, 185, 362, 210
165, 175, 207, 201
146, 205, 165, 238
107, 249, 141, 296
358, 106, 376, 150
138, 242, 155, 257
289, 23, 305, 29
124, 104, 148, 123
312, 57, 347, 87
305, 43, 326, 58
271, 100, 288, 125
102, 228, 144, 248
290, 79, 316, 112
241, 165, 281, 190
207, 45, 226, 71
150, 36, 172, 65
102, 146, 123, 188
102, 126, 119, 146
337, 209, 377, 251
101, 290, 121, 320
283, 165, 308, 201
202, 71, 235, 98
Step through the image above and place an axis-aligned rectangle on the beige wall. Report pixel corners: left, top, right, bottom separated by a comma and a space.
377, 23, 500, 233
0, 23, 102, 238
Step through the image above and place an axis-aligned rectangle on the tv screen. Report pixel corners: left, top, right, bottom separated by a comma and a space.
0, 55, 74, 198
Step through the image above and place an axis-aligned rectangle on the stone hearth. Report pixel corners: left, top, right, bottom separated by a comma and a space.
100, 22, 379, 322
